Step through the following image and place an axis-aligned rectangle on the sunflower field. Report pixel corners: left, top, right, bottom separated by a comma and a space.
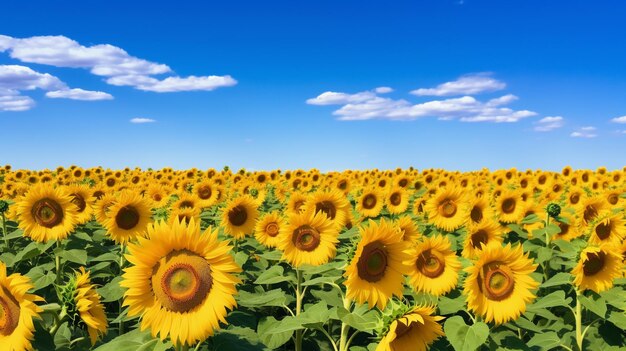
0, 165, 625, 351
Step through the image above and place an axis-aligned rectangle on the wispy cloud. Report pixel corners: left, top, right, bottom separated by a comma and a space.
307, 80, 536, 122
610, 115, 626, 124
570, 126, 597, 138
46, 88, 113, 101
0, 65, 111, 111
130, 117, 156, 124
374, 86, 393, 94
0, 34, 237, 93
410, 73, 505, 97
534, 116, 564, 132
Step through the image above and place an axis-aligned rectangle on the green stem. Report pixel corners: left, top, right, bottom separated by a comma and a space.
545, 214, 551, 246
339, 297, 352, 351
575, 290, 583, 351
1, 212, 8, 248
119, 243, 125, 335
295, 269, 304, 351
50, 308, 68, 336
55, 240, 62, 285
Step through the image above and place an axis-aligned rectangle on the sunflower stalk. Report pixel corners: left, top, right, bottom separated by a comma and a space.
119, 243, 126, 335
55, 240, 63, 285
295, 269, 304, 351
575, 290, 583, 351
50, 307, 69, 336
1, 211, 8, 248
338, 296, 352, 351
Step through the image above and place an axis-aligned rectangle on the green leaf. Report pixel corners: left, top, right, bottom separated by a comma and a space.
443, 316, 489, 351
336, 306, 379, 333
25, 266, 55, 291
97, 276, 125, 302
579, 294, 607, 318
301, 275, 341, 287
235, 251, 248, 267
527, 291, 572, 312
608, 311, 626, 329
513, 317, 543, 333
535, 247, 553, 265
601, 287, 626, 311
526, 331, 561, 350
254, 265, 293, 285
237, 289, 288, 308
540, 272, 572, 288
60, 249, 88, 265
90, 252, 120, 262
93, 328, 172, 351
437, 295, 467, 315
257, 316, 294, 349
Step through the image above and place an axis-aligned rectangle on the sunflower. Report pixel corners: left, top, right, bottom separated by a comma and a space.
571, 245, 622, 293
394, 216, 421, 242
356, 187, 385, 218
193, 180, 219, 208
376, 305, 444, 351
551, 212, 582, 241
254, 211, 284, 248
577, 196, 610, 228
305, 189, 350, 229
102, 191, 153, 244
15, 183, 79, 242
0, 262, 43, 351
72, 267, 107, 345
145, 184, 170, 208
221, 195, 259, 240
588, 212, 626, 246
168, 206, 201, 226
385, 187, 410, 215
462, 219, 504, 259
277, 210, 339, 267
93, 192, 117, 225
344, 219, 411, 310
464, 243, 539, 325
466, 196, 493, 226
66, 184, 94, 224
407, 235, 461, 296
424, 187, 467, 232
494, 189, 527, 224
172, 193, 199, 212
286, 191, 307, 215
121, 218, 241, 347
565, 186, 585, 208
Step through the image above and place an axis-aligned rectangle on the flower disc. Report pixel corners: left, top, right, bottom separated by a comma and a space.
357, 241, 388, 282
152, 251, 213, 313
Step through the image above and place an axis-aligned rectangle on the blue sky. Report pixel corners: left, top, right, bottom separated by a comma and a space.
1, 0, 626, 171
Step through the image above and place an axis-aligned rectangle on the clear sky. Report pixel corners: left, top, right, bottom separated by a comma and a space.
1, 0, 626, 172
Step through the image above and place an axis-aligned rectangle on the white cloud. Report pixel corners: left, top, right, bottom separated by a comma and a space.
410, 73, 506, 96
130, 117, 156, 124
0, 35, 170, 76
45, 88, 113, 101
107, 74, 237, 92
374, 86, 393, 94
610, 115, 626, 124
307, 88, 536, 122
0, 65, 66, 91
0, 89, 35, 111
570, 126, 597, 138
1, 34, 237, 93
534, 116, 564, 132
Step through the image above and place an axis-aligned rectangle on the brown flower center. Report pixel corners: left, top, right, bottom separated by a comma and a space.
570, 193, 580, 205
357, 241, 388, 282
470, 206, 483, 223
439, 199, 457, 218
115, 205, 140, 230
416, 249, 445, 278
584, 205, 598, 223
470, 230, 489, 249
179, 200, 194, 209
291, 225, 321, 252
362, 194, 377, 210
265, 222, 280, 237
31, 198, 64, 228
389, 192, 402, 206
595, 221, 612, 240
0, 289, 20, 336
607, 194, 619, 205
315, 201, 337, 220
501, 198, 516, 214
583, 252, 606, 276
228, 205, 248, 226
394, 320, 413, 339
479, 262, 515, 301
152, 251, 212, 313
70, 193, 87, 213
198, 186, 212, 199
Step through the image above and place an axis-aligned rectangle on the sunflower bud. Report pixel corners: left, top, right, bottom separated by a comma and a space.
0, 200, 8, 214
546, 203, 561, 218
